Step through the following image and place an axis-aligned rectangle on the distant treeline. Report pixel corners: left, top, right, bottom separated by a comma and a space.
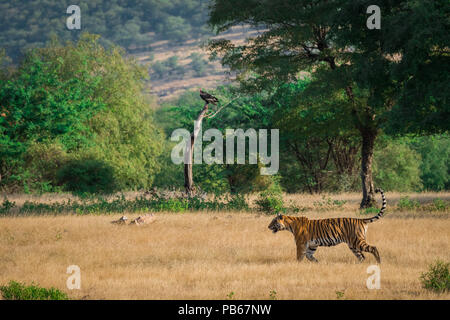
0, 0, 211, 60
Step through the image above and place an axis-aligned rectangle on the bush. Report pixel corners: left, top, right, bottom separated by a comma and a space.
433, 198, 449, 211
0, 198, 16, 215
420, 260, 450, 293
411, 134, 450, 191
313, 196, 347, 209
360, 206, 379, 216
0, 281, 68, 300
373, 140, 423, 192
255, 179, 284, 214
397, 196, 421, 210
227, 194, 249, 211
57, 159, 117, 195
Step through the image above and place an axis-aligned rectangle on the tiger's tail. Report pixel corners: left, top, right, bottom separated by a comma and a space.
363, 188, 386, 223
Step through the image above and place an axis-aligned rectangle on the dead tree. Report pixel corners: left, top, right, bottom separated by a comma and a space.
184, 99, 228, 196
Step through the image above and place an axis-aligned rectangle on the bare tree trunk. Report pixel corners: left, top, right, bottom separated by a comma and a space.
184, 103, 209, 196
359, 128, 377, 208
184, 134, 195, 195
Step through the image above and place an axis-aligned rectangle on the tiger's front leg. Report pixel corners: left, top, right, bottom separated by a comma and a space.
296, 242, 307, 262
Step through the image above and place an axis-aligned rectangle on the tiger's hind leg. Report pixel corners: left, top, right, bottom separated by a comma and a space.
349, 246, 366, 262
356, 241, 381, 263
306, 245, 319, 263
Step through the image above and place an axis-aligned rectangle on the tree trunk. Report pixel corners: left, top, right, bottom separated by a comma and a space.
359, 128, 377, 208
184, 103, 209, 196
184, 134, 195, 195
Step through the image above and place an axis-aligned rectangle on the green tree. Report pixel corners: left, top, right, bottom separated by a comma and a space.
189, 53, 208, 77
0, 44, 105, 191
383, 1, 449, 134
271, 79, 360, 194
0, 33, 163, 192
207, 0, 448, 206
373, 138, 423, 192
155, 87, 273, 194
410, 135, 450, 191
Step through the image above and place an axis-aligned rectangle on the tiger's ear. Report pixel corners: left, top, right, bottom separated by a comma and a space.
276, 212, 282, 219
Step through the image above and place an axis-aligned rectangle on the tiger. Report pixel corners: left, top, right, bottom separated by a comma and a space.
267, 188, 386, 263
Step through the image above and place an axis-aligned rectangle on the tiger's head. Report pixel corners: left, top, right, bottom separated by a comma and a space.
268, 213, 288, 233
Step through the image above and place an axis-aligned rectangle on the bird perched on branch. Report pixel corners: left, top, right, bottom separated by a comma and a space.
199, 89, 219, 105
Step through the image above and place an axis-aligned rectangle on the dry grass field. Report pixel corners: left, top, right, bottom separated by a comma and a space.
0, 192, 449, 300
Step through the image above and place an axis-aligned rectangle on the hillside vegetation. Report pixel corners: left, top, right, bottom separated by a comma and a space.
0, 0, 211, 60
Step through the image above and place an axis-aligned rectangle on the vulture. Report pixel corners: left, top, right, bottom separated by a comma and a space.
199, 89, 219, 105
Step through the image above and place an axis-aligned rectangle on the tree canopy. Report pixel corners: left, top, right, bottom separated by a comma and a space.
0, 34, 163, 193
207, 0, 449, 206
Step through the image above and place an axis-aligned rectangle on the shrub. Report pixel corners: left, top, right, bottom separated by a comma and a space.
255, 179, 284, 214
313, 196, 347, 209
0, 198, 16, 215
227, 194, 249, 211
373, 140, 423, 192
397, 196, 421, 210
269, 290, 277, 300
57, 159, 117, 195
0, 281, 68, 300
433, 198, 448, 211
420, 260, 450, 293
360, 206, 379, 216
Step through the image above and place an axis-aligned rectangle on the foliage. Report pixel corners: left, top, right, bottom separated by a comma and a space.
226, 194, 249, 211
57, 159, 117, 195
0, 0, 213, 60
433, 199, 449, 211
0, 2, 448, 196
383, 0, 450, 134
21, 141, 69, 194
207, 0, 449, 206
0, 39, 105, 191
151, 56, 186, 80
397, 197, 421, 210
254, 178, 285, 215
313, 196, 347, 210
155, 86, 274, 194
0, 193, 252, 216
271, 79, 361, 193
269, 290, 277, 300
373, 138, 423, 192
0, 281, 68, 300
189, 52, 210, 77
420, 260, 450, 293
360, 207, 380, 216
0, 34, 163, 192
409, 135, 450, 191
0, 198, 16, 214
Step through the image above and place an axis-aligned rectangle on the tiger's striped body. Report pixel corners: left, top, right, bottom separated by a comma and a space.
268, 188, 386, 263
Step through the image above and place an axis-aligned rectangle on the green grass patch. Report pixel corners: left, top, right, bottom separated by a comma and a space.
0, 281, 69, 300
0, 193, 250, 216
420, 260, 450, 293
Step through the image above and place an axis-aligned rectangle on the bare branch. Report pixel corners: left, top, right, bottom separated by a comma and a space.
204, 96, 241, 119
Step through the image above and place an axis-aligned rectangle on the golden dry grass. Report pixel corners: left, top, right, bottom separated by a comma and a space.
0, 193, 449, 300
